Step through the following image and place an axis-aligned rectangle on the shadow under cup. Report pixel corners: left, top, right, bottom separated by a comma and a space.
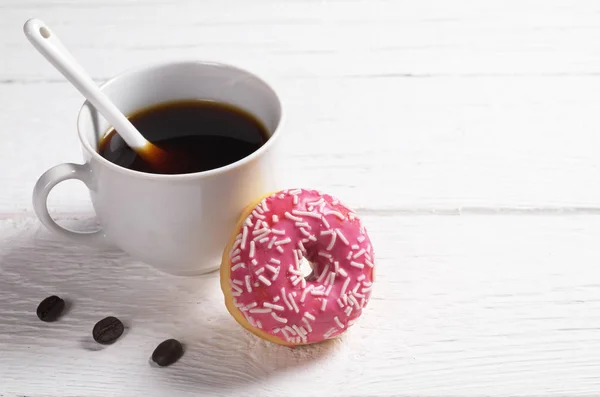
77, 61, 283, 275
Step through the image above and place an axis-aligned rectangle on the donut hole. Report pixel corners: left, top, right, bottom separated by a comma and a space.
299, 256, 317, 281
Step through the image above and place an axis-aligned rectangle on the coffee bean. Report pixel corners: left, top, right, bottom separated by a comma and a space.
152, 339, 184, 367
36, 295, 65, 322
92, 316, 124, 344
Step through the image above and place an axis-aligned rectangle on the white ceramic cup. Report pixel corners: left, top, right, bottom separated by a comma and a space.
32, 61, 283, 275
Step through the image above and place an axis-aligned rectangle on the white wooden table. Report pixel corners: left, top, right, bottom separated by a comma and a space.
2, 1, 600, 396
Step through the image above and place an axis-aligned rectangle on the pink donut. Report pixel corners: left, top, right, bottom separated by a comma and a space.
220, 188, 375, 345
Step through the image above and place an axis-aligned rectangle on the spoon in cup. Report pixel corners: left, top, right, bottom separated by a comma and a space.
23, 18, 176, 173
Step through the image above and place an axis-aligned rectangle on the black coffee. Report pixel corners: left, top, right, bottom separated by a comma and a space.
93, 316, 125, 344
98, 100, 269, 174
36, 295, 65, 322
152, 338, 184, 367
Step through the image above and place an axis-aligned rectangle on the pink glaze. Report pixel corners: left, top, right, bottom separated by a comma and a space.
227, 188, 375, 345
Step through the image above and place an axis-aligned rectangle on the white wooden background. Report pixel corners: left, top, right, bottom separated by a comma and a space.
2, 0, 600, 396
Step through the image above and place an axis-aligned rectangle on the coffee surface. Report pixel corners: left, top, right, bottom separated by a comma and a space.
98, 100, 269, 174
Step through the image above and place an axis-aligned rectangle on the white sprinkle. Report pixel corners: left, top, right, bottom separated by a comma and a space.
255, 267, 265, 275
285, 212, 303, 222
353, 291, 365, 298
252, 210, 265, 219
271, 268, 280, 281
259, 237, 269, 244
231, 263, 246, 272
253, 230, 270, 242
316, 264, 330, 283
292, 276, 302, 286
271, 312, 288, 323
299, 227, 311, 237
229, 280, 243, 293
349, 294, 360, 307
264, 302, 284, 311
311, 290, 325, 296
302, 318, 313, 332
284, 325, 296, 335
308, 235, 317, 242
261, 198, 269, 212
307, 198, 324, 207
255, 206, 264, 214
357, 274, 366, 281
232, 279, 244, 285
231, 291, 241, 297
350, 261, 364, 269
292, 324, 304, 336
245, 217, 253, 227
337, 298, 344, 308
362, 286, 373, 293
254, 282, 260, 287
272, 228, 285, 235
325, 272, 336, 286
332, 199, 340, 205
268, 236, 277, 249
297, 241, 306, 253
249, 241, 256, 258
276, 246, 284, 253
253, 220, 262, 232
321, 299, 328, 311
288, 293, 299, 313
321, 230, 333, 236
241, 226, 248, 250
325, 285, 332, 296
333, 261, 340, 272
289, 266, 303, 276
324, 327, 337, 338
293, 195, 298, 205
335, 229, 349, 245
365, 258, 374, 268
245, 275, 252, 292
338, 267, 348, 277
273, 328, 281, 334
275, 237, 291, 246
365, 253, 372, 261
252, 228, 269, 236
324, 210, 345, 220
353, 249, 366, 259
231, 255, 242, 264
344, 306, 353, 316
258, 275, 272, 286
269, 258, 281, 265
272, 214, 279, 223
295, 222, 310, 228
318, 251, 333, 260
349, 212, 357, 220
361, 298, 367, 307
326, 232, 337, 251
256, 320, 263, 329
346, 251, 353, 260
301, 277, 307, 288
352, 283, 360, 294
334, 316, 344, 328
289, 189, 302, 195
357, 235, 366, 243
351, 244, 360, 250
231, 249, 241, 258
281, 288, 292, 310
304, 312, 316, 321
341, 277, 351, 296
321, 216, 331, 229
247, 316, 257, 327
363, 281, 373, 287
279, 194, 285, 199
300, 285, 313, 302
273, 296, 280, 302
251, 259, 258, 265
342, 294, 348, 305
249, 308, 271, 314
293, 210, 322, 219
231, 238, 241, 255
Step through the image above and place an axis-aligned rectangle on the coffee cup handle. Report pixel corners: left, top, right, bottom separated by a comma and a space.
32, 163, 105, 244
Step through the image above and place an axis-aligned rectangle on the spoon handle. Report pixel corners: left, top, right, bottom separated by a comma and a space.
23, 18, 148, 150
